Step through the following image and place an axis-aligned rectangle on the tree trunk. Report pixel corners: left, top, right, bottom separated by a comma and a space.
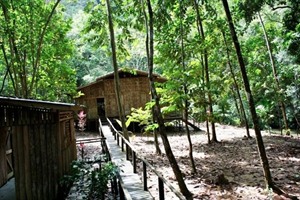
230, 86, 243, 121
29, 0, 61, 96
258, 12, 289, 133
142, 0, 162, 155
152, 105, 162, 155
179, 2, 196, 173
193, 0, 218, 142
0, 43, 16, 95
145, 0, 192, 198
183, 105, 196, 174
153, 128, 161, 155
200, 57, 211, 143
1, 0, 61, 98
105, 0, 129, 140
221, 0, 292, 197
222, 31, 251, 138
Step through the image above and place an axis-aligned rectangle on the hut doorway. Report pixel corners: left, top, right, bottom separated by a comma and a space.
97, 98, 106, 119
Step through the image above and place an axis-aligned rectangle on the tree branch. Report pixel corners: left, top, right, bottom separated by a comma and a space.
1, 42, 16, 95
30, 0, 61, 94
272, 5, 292, 11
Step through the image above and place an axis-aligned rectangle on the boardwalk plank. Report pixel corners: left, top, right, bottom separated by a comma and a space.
102, 126, 153, 200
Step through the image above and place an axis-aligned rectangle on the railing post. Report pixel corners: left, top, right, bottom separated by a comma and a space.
121, 138, 124, 152
126, 144, 129, 160
143, 161, 147, 191
118, 180, 125, 200
117, 134, 119, 146
158, 177, 164, 200
111, 177, 118, 195
132, 151, 136, 173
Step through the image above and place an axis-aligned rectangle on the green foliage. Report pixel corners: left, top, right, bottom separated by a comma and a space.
126, 106, 158, 132
60, 160, 117, 199
0, 0, 77, 101
89, 162, 118, 199
59, 160, 87, 197
67, 9, 112, 86
61, 0, 300, 130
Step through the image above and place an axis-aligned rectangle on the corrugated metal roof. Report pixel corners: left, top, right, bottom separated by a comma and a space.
0, 96, 81, 110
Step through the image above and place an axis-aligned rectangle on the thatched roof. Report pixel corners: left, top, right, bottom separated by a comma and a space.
78, 68, 166, 90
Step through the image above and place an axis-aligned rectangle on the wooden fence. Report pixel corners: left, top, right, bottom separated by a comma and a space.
0, 97, 77, 200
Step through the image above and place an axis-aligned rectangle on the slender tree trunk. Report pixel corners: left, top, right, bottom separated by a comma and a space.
221, 0, 294, 198
230, 86, 243, 121
153, 127, 161, 155
1, 2, 21, 96
258, 12, 289, 133
183, 104, 196, 174
1, 0, 61, 98
193, 0, 218, 142
145, 0, 192, 198
142, 0, 162, 155
0, 43, 16, 95
179, 2, 196, 173
29, 0, 61, 96
105, 0, 129, 140
152, 102, 162, 155
222, 31, 251, 138
205, 105, 211, 143
200, 57, 211, 143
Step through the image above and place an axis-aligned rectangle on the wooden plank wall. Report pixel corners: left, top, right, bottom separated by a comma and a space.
104, 77, 151, 117
0, 127, 6, 187
104, 79, 118, 117
0, 105, 9, 187
59, 111, 77, 179
77, 82, 104, 119
77, 76, 152, 119
0, 105, 77, 200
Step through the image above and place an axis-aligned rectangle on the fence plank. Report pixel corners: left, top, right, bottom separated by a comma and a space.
34, 121, 42, 200
0, 127, 7, 187
51, 121, 59, 197
29, 124, 38, 199
12, 125, 22, 199
46, 123, 53, 200
40, 123, 49, 199
57, 120, 63, 178
23, 125, 32, 200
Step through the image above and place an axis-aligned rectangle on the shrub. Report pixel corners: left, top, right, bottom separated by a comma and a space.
60, 160, 117, 199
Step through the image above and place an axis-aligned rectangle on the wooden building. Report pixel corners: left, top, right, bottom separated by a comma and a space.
0, 96, 78, 200
76, 69, 166, 128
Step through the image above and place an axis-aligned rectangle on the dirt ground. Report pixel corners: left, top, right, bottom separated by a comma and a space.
128, 124, 300, 200
75, 124, 300, 199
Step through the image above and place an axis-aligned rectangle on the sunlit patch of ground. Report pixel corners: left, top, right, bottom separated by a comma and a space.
131, 124, 300, 199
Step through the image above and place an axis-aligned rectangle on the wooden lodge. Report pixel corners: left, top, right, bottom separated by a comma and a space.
0, 96, 78, 200
76, 69, 166, 129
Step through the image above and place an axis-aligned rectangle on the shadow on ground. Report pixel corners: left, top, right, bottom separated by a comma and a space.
131, 131, 300, 199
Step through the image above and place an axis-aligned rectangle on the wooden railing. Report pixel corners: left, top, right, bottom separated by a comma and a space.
101, 117, 186, 200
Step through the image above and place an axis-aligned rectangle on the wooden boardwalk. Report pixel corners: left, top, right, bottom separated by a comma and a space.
102, 125, 154, 200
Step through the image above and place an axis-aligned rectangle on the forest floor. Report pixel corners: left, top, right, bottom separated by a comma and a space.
74, 124, 300, 200
129, 124, 300, 200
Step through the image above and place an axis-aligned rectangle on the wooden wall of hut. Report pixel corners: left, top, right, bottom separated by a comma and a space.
77, 81, 104, 120
0, 103, 77, 200
77, 76, 152, 120
104, 77, 151, 117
